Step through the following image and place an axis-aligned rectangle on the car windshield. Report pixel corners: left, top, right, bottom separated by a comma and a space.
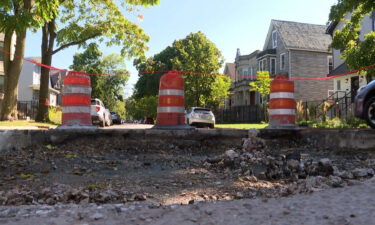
194, 108, 211, 114
91, 100, 97, 105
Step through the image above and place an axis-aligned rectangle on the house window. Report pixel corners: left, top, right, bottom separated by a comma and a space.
337, 80, 341, 91
328, 56, 333, 74
270, 58, 276, 75
280, 53, 286, 70
0, 42, 3, 61
258, 60, 263, 71
272, 30, 277, 48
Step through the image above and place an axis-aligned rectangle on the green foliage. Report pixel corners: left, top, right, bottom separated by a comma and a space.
298, 117, 369, 128
55, 0, 159, 58
133, 46, 176, 98
0, 0, 59, 34
48, 106, 62, 125
70, 43, 128, 113
126, 95, 158, 120
249, 71, 272, 102
133, 32, 229, 108
329, 1, 375, 81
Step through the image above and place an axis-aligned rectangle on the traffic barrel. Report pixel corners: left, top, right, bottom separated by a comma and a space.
59, 71, 94, 129
154, 70, 192, 129
267, 75, 297, 129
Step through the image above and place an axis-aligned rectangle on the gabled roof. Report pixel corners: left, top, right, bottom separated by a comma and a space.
224, 63, 235, 76
236, 50, 260, 61
264, 20, 331, 52
327, 63, 349, 77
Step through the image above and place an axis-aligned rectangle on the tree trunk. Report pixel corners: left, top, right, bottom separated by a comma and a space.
0, 30, 27, 121
36, 21, 56, 122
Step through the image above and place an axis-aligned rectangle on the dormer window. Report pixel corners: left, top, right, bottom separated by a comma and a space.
272, 30, 277, 48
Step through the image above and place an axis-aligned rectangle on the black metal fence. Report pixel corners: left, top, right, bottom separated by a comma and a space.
297, 91, 355, 122
214, 105, 265, 123
17, 101, 38, 120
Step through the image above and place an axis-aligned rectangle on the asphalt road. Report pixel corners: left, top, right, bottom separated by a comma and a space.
102, 123, 154, 129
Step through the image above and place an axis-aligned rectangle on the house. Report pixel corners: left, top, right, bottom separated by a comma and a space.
258, 20, 333, 102
17, 58, 66, 106
223, 62, 235, 109
225, 49, 261, 108
326, 12, 374, 100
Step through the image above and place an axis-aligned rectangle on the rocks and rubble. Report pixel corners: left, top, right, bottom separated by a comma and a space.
204, 135, 375, 195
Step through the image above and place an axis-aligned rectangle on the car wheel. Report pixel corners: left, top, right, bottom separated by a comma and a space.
209, 124, 215, 129
364, 96, 375, 129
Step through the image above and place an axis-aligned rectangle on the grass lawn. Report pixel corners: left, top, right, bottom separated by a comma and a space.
0, 120, 57, 128
216, 123, 268, 129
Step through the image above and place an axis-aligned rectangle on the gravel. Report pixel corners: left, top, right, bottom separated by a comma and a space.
0, 178, 374, 225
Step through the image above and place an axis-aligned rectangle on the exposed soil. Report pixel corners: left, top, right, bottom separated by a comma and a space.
0, 134, 374, 208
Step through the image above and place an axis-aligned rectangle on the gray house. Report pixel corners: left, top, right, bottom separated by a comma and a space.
258, 20, 333, 102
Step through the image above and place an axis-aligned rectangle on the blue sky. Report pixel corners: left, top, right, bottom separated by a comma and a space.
25, 0, 337, 97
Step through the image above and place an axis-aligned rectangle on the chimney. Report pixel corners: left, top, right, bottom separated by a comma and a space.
236, 48, 241, 58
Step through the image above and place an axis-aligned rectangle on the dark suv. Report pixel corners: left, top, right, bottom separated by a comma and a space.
355, 80, 375, 128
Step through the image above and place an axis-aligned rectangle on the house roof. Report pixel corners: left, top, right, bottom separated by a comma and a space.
224, 63, 235, 76
328, 63, 349, 77
236, 50, 260, 61
264, 20, 331, 52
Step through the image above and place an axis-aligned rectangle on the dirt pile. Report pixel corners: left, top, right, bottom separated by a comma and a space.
204, 132, 375, 194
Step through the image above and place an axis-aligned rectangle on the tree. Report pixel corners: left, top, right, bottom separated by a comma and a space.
125, 95, 158, 120
171, 32, 226, 108
35, 0, 159, 122
133, 46, 176, 98
0, 0, 58, 120
249, 71, 272, 121
70, 43, 129, 117
134, 32, 229, 109
329, 0, 375, 82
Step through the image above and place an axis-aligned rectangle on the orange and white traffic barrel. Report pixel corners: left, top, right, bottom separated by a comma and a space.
268, 75, 297, 128
154, 70, 192, 129
59, 71, 94, 128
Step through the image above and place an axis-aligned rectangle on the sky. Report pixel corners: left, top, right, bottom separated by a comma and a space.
24, 0, 338, 97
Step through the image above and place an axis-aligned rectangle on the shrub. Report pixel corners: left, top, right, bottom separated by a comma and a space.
49, 106, 62, 125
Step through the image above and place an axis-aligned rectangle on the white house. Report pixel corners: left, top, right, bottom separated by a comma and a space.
18, 58, 62, 106
326, 11, 375, 100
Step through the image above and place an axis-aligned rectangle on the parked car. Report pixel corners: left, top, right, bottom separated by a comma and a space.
91, 98, 112, 127
354, 80, 375, 128
186, 107, 215, 128
144, 117, 154, 124
110, 111, 122, 124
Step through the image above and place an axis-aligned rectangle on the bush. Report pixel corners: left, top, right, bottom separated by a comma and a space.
49, 106, 62, 125
298, 117, 369, 129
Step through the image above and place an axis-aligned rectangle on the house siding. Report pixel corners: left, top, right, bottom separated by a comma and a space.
290, 50, 333, 101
